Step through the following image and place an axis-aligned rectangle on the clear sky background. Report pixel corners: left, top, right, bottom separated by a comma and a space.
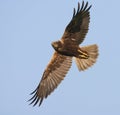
0, 0, 120, 115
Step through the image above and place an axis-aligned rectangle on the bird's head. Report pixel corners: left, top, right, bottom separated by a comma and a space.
51, 40, 62, 51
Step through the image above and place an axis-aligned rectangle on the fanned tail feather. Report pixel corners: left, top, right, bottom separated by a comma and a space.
75, 44, 98, 71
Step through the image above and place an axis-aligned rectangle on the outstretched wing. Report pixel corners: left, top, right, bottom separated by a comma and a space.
29, 52, 72, 106
61, 1, 91, 45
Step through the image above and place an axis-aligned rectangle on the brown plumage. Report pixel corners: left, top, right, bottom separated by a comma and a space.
29, 1, 99, 106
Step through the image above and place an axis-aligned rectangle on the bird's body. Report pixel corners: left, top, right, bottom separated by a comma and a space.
52, 40, 89, 58
29, 1, 99, 106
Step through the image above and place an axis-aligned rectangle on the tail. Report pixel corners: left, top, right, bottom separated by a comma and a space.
74, 44, 99, 71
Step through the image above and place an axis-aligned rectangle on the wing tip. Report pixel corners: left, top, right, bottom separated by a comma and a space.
28, 94, 44, 107
28, 86, 44, 107
72, 1, 92, 18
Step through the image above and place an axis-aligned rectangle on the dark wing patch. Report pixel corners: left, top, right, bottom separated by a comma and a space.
61, 1, 91, 45
29, 52, 72, 106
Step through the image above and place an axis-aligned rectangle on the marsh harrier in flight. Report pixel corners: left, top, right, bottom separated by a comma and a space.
29, 1, 98, 106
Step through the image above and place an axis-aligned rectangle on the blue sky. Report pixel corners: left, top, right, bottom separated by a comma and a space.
0, 0, 120, 115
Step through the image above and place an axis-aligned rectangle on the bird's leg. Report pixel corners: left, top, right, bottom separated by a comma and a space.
77, 48, 89, 59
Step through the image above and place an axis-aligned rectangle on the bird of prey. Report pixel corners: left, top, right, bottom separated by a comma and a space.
29, 1, 98, 106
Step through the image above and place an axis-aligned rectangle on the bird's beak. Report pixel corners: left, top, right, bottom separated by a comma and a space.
51, 42, 54, 47
51, 42, 58, 48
